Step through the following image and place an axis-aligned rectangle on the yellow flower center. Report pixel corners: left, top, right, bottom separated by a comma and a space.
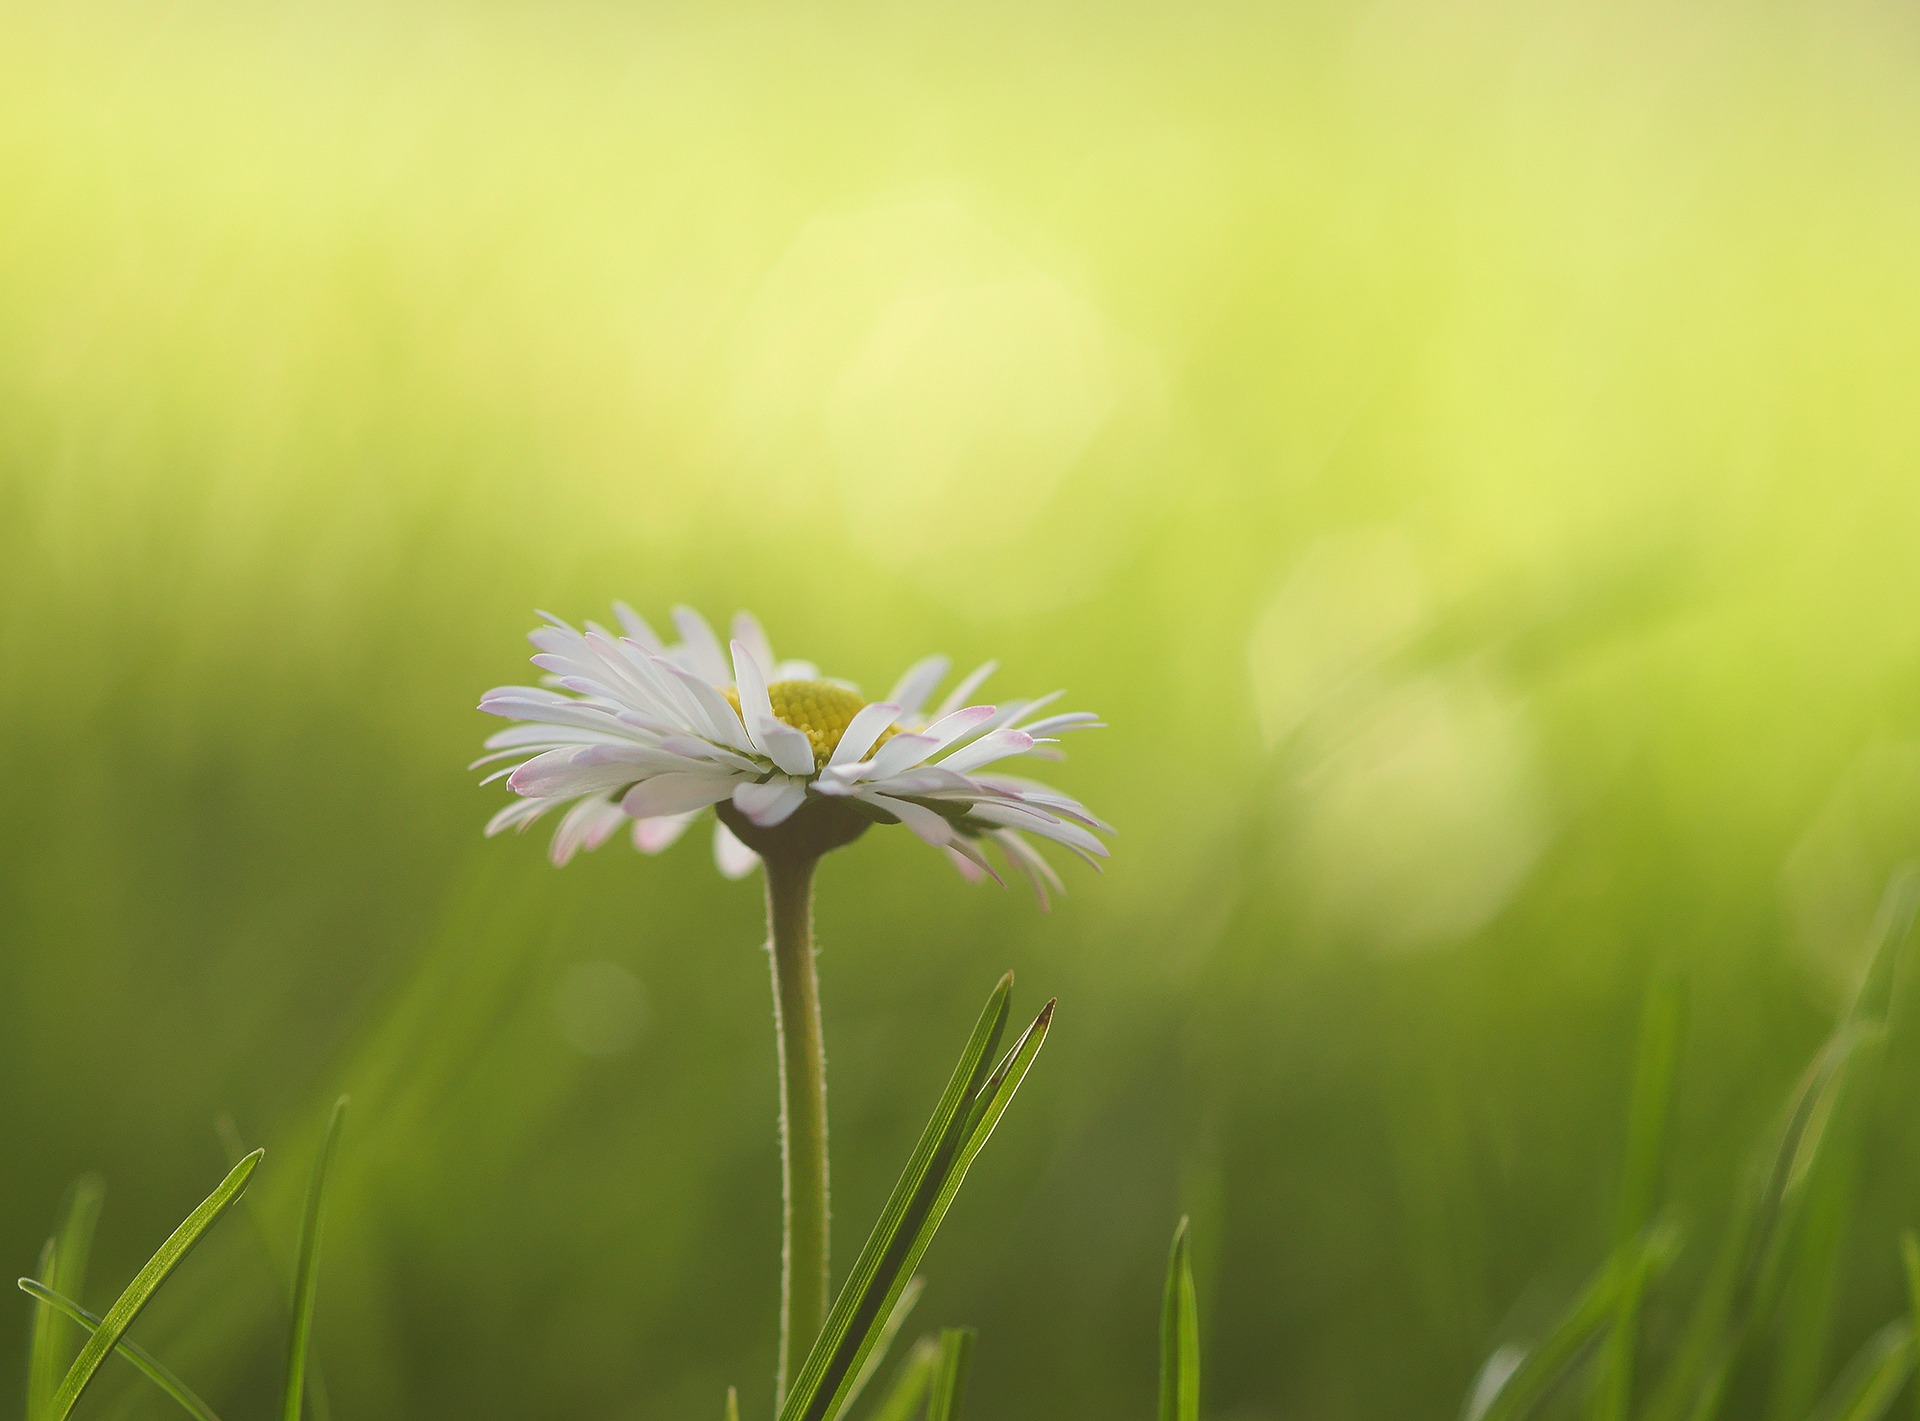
723, 679, 896, 769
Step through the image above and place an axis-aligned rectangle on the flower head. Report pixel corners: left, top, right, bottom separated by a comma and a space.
474, 603, 1108, 904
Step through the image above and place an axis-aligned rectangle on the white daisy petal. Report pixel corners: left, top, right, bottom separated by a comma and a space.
613, 601, 666, 652
966, 800, 1110, 859
945, 834, 1004, 886
858, 732, 944, 780
551, 795, 627, 867
934, 661, 999, 719
713, 821, 761, 879
945, 844, 989, 883
732, 777, 808, 827
859, 791, 955, 847
1014, 711, 1105, 737
633, 812, 695, 854
827, 702, 902, 769
507, 744, 692, 799
486, 797, 560, 836
935, 728, 1037, 775
654, 656, 756, 754
732, 611, 778, 679
671, 605, 731, 684
996, 830, 1063, 909
886, 655, 951, 719
731, 641, 818, 776
621, 772, 739, 818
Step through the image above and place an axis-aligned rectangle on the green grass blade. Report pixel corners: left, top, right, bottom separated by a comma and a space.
45, 1149, 262, 1421
26, 1237, 58, 1421
1478, 1229, 1676, 1421
284, 1096, 348, 1421
809, 1000, 1050, 1421
775, 975, 1015, 1421
48, 1179, 105, 1392
924, 1329, 975, 1421
17, 1281, 222, 1421
1591, 976, 1684, 1421
1646, 1017, 1878, 1421
1903, 1234, 1920, 1421
218, 1116, 331, 1421
725, 1385, 739, 1421
1770, 880, 1918, 1421
1160, 1217, 1200, 1421
867, 1337, 941, 1421
1806, 1321, 1915, 1421
840, 1275, 925, 1419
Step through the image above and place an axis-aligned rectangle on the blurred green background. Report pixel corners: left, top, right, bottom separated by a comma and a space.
5, 0, 1920, 1417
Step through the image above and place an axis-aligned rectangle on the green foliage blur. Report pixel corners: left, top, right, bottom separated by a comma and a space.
5, 1, 1920, 1417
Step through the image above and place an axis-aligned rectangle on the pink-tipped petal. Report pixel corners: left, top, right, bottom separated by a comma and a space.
885, 655, 950, 719
621, 772, 737, 818
670, 605, 731, 685
633, 812, 695, 854
935, 728, 1036, 775
713, 821, 760, 879
934, 660, 999, 719
732, 777, 807, 827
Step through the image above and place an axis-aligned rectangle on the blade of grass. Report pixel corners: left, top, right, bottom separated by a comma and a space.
1161, 1217, 1200, 1421
1767, 1033, 1887, 1421
17, 1281, 221, 1421
1645, 1017, 1879, 1421
724, 1386, 739, 1421
1903, 1234, 1920, 1421
867, 1337, 941, 1421
284, 1096, 348, 1421
44, 1149, 262, 1421
773, 976, 1013, 1421
1591, 975, 1684, 1421
924, 1329, 975, 1421
781, 988, 1053, 1421
47, 1179, 104, 1399
25, 1237, 58, 1421
1770, 878, 1916, 1421
1477, 1228, 1677, 1421
218, 1116, 332, 1421
1806, 1321, 1915, 1421
839, 1276, 925, 1419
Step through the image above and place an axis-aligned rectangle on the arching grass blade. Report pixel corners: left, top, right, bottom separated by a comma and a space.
773, 976, 1011, 1421
1592, 977, 1684, 1421
780, 978, 1054, 1421
1160, 1217, 1199, 1421
26, 1237, 58, 1421
924, 1329, 975, 1421
284, 1096, 348, 1421
1806, 1321, 1915, 1421
866, 1337, 941, 1421
1476, 1228, 1676, 1421
45, 1149, 262, 1421
1645, 1018, 1879, 1421
17, 1281, 221, 1421
839, 1275, 924, 1418
218, 1115, 331, 1421
1903, 1233, 1920, 1421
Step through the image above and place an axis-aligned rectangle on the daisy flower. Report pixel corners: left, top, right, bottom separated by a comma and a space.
473, 603, 1108, 904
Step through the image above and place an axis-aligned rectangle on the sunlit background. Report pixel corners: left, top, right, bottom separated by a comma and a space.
6, 1, 1920, 1417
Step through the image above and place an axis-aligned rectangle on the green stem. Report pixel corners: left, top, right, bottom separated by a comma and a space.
765, 851, 830, 1405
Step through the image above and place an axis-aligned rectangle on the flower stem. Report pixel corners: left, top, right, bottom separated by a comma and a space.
764, 850, 830, 1405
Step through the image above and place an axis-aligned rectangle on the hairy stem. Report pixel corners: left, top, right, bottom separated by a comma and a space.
765, 851, 830, 1404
